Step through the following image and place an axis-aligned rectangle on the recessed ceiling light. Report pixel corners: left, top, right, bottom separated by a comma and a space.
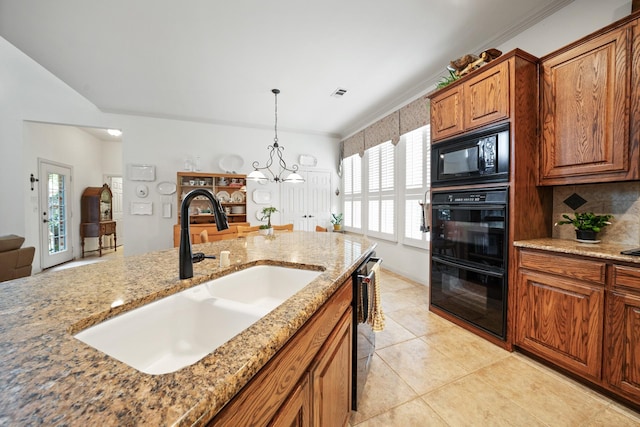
107, 129, 122, 137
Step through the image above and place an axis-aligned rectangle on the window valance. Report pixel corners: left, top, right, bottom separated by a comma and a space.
364, 111, 400, 150
399, 95, 430, 135
341, 95, 430, 156
343, 130, 365, 158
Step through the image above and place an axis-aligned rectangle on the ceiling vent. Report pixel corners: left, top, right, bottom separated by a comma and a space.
331, 87, 348, 98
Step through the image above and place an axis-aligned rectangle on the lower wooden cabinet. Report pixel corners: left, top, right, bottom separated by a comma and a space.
516, 268, 604, 380
515, 248, 640, 408
269, 374, 311, 427
310, 310, 352, 427
604, 265, 640, 401
210, 279, 353, 426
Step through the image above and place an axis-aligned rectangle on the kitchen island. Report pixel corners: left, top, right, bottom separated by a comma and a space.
0, 231, 375, 425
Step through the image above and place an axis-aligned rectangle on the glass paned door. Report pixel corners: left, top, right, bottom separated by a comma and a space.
39, 160, 73, 268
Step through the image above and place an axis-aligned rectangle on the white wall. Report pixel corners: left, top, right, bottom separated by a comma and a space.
496, 0, 632, 56
365, 0, 635, 284
112, 113, 340, 255
22, 122, 123, 271
1, 0, 634, 277
0, 35, 113, 245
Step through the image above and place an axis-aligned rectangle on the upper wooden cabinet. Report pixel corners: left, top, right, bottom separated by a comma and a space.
430, 55, 512, 142
539, 15, 640, 185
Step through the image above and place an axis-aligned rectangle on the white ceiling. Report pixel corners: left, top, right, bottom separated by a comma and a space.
0, 0, 573, 139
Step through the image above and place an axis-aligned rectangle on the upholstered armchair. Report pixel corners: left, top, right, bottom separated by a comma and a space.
0, 235, 35, 282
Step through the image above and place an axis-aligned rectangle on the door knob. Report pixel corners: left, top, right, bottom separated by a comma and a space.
42, 219, 49, 223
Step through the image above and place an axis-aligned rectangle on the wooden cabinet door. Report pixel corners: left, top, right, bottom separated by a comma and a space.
540, 25, 632, 184
269, 374, 311, 427
605, 264, 640, 400
605, 290, 640, 401
310, 308, 352, 427
463, 60, 510, 131
516, 270, 604, 380
430, 85, 464, 142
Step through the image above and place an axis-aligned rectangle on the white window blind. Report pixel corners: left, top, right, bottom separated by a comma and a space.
366, 141, 395, 240
402, 125, 430, 247
342, 154, 362, 230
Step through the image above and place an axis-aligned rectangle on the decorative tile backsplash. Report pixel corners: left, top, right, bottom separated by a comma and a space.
552, 182, 640, 246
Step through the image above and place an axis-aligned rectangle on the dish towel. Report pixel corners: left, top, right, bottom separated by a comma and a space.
368, 262, 385, 332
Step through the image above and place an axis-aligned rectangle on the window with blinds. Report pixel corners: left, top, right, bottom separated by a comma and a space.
403, 125, 430, 247
366, 141, 395, 239
342, 154, 362, 230
341, 124, 430, 247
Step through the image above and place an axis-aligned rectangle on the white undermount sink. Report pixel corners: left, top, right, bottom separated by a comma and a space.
74, 265, 322, 375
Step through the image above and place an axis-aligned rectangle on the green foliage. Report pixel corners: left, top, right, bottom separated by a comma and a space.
259, 206, 278, 228
555, 212, 613, 232
331, 213, 343, 225
436, 69, 460, 89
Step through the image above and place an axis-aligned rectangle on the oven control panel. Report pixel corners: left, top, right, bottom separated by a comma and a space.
447, 194, 487, 203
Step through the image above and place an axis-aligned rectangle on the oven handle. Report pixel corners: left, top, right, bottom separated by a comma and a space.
358, 257, 382, 282
432, 256, 504, 278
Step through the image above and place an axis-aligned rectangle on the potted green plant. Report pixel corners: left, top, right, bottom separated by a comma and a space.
259, 206, 278, 235
331, 213, 343, 231
555, 212, 613, 242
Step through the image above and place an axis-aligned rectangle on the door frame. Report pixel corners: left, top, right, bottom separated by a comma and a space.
103, 174, 123, 248
38, 158, 74, 269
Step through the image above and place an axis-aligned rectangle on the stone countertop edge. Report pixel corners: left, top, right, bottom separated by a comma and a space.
0, 231, 376, 426
513, 238, 640, 264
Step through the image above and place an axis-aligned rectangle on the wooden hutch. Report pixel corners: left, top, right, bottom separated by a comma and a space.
80, 184, 117, 257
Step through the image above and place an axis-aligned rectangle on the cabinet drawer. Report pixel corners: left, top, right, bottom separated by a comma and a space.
519, 250, 605, 284
613, 264, 640, 292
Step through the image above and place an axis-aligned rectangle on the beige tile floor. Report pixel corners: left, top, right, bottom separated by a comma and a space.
351, 269, 640, 426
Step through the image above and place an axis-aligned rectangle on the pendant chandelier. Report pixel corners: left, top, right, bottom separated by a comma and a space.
247, 89, 304, 183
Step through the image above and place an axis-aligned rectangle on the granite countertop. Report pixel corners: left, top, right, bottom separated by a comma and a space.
514, 238, 640, 264
0, 231, 375, 426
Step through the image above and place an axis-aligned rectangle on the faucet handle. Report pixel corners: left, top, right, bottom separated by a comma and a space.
192, 252, 216, 263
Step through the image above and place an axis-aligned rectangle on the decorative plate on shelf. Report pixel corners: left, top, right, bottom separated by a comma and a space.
576, 239, 601, 244
231, 191, 245, 203
252, 189, 271, 204
216, 190, 230, 202
156, 181, 176, 195
218, 154, 244, 173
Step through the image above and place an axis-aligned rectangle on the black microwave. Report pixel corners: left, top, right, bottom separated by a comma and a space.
431, 122, 509, 187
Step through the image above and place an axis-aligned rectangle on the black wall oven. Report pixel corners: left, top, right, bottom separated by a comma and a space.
430, 188, 508, 340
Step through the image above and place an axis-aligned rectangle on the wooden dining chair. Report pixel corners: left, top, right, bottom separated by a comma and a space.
236, 225, 260, 237
272, 224, 294, 232
199, 229, 209, 243
315, 225, 327, 232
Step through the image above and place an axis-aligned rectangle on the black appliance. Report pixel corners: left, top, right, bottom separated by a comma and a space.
351, 253, 381, 410
432, 122, 509, 187
430, 188, 508, 339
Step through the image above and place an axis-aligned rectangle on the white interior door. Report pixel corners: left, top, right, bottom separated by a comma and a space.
105, 175, 123, 247
282, 171, 331, 231
39, 160, 74, 268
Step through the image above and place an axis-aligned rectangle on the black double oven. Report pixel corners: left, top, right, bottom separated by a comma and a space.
430, 123, 510, 340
